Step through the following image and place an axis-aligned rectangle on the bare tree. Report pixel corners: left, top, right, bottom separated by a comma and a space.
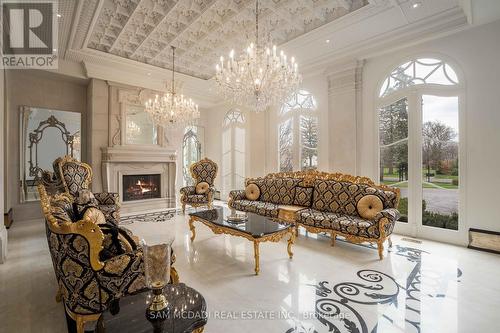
300, 116, 318, 170
422, 121, 456, 181
279, 120, 293, 172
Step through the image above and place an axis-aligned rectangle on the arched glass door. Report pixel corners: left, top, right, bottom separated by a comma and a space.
377, 58, 464, 244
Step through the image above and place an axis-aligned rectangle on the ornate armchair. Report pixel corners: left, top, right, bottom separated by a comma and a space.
180, 158, 218, 213
49, 156, 121, 224
38, 184, 180, 333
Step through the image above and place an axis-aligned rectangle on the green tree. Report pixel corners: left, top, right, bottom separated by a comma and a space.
379, 98, 408, 181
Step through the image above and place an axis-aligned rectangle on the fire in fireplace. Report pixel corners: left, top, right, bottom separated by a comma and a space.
123, 174, 161, 202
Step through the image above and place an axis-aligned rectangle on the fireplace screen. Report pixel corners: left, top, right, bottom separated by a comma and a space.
123, 174, 161, 202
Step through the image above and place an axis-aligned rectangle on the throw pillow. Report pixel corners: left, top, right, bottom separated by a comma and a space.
357, 195, 384, 220
74, 189, 99, 219
195, 181, 210, 194
245, 183, 261, 201
293, 186, 314, 206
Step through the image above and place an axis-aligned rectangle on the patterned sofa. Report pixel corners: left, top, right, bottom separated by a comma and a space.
228, 170, 400, 259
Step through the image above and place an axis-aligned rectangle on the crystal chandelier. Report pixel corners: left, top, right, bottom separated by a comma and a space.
214, 0, 302, 112
145, 46, 199, 128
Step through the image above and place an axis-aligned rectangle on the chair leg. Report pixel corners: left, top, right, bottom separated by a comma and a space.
182, 203, 186, 214
75, 316, 85, 333
331, 232, 336, 247
377, 241, 384, 260
388, 236, 393, 248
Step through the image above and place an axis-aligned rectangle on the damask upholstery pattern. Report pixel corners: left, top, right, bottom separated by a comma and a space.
311, 180, 398, 216
43, 195, 148, 316
229, 199, 279, 218
297, 209, 381, 238
54, 156, 121, 225
293, 186, 314, 207
229, 171, 401, 254
190, 158, 218, 185
180, 158, 218, 212
60, 161, 92, 197
258, 178, 301, 205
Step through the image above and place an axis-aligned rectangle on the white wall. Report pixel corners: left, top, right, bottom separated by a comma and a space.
360, 19, 500, 233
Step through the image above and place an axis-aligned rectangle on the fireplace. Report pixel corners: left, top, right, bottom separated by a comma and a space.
123, 174, 161, 202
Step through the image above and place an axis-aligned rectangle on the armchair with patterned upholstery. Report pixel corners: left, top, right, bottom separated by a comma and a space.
50, 156, 121, 225
180, 158, 218, 213
37, 183, 180, 333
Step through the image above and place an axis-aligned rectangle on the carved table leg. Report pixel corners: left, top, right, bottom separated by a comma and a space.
189, 217, 196, 242
331, 232, 336, 247
287, 231, 295, 259
253, 241, 260, 275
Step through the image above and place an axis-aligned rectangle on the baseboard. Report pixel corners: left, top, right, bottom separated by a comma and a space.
468, 228, 500, 255
3, 208, 13, 229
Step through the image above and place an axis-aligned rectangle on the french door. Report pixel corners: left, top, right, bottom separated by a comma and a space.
378, 90, 465, 245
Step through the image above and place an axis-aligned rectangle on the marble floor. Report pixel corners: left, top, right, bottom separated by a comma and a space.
1, 207, 500, 333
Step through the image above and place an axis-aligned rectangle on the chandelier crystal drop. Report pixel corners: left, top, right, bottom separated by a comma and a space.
145, 46, 199, 128
214, 0, 301, 113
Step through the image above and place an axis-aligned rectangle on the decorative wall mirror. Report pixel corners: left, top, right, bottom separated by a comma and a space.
124, 104, 158, 145
20, 106, 81, 202
182, 125, 205, 186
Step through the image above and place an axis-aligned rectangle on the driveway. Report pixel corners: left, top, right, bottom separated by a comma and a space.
400, 188, 458, 214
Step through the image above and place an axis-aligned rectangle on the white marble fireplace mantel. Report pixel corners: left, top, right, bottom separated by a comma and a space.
101, 146, 177, 214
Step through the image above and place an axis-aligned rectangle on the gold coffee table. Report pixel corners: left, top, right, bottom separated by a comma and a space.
188, 207, 295, 275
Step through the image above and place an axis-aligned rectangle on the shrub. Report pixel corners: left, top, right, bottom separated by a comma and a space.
452, 179, 459, 186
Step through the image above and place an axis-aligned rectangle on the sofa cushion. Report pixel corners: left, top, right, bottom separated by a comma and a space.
297, 209, 380, 238
312, 180, 398, 216
186, 194, 208, 203
245, 183, 260, 201
293, 186, 313, 207
258, 178, 301, 205
357, 195, 383, 220
230, 200, 279, 218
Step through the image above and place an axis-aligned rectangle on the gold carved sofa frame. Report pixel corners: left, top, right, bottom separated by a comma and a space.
229, 170, 401, 260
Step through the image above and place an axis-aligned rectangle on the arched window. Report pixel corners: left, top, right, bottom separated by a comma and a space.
377, 57, 462, 242
183, 126, 201, 186
279, 90, 318, 171
222, 109, 246, 198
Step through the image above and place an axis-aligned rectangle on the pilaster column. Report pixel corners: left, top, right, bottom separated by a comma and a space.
327, 60, 364, 174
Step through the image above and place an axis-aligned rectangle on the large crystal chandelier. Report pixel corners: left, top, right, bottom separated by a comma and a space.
145, 46, 199, 128
214, 0, 302, 112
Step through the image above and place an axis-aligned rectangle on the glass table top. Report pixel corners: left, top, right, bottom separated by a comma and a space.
188, 206, 292, 238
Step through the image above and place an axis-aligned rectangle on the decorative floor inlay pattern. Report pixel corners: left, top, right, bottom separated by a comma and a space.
120, 209, 177, 225
285, 246, 462, 333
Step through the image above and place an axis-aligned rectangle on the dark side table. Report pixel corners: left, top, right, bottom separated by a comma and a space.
98, 283, 207, 333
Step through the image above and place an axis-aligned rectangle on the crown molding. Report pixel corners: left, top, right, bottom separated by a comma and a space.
299, 5, 468, 73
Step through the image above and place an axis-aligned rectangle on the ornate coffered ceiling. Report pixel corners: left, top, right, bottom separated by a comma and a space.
84, 0, 368, 79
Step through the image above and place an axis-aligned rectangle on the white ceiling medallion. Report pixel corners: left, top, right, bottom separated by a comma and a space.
214, 0, 302, 112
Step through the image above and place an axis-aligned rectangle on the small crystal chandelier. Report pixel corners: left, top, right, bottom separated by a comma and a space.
145, 46, 199, 128
214, 0, 302, 112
